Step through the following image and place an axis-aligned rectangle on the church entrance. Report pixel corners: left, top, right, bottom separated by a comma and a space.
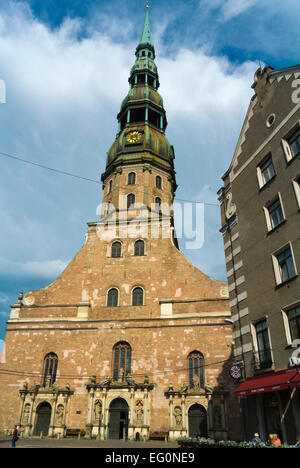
108, 398, 129, 440
188, 404, 208, 438
34, 402, 52, 436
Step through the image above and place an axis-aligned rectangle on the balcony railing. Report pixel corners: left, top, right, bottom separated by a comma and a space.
252, 349, 273, 371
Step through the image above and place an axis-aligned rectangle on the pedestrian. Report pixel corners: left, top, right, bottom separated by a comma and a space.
11, 425, 19, 448
271, 434, 281, 447
251, 433, 262, 446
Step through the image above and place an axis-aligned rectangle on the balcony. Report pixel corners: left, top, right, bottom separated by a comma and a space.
252, 349, 273, 372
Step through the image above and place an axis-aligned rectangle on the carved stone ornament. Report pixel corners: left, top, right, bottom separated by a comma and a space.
225, 192, 236, 220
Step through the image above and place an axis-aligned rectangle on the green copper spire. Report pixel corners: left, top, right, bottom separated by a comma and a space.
139, 1, 153, 47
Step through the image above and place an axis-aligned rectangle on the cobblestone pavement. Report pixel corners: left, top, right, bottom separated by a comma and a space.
0, 437, 179, 449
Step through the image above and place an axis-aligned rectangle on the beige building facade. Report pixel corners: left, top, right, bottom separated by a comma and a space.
218, 64, 300, 444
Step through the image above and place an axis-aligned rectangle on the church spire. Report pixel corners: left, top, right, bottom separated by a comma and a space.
139, 0, 153, 49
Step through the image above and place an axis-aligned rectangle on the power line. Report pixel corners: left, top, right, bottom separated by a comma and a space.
0, 150, 220, 207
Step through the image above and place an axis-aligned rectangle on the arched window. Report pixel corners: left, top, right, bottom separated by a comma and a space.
127, 193, 135, 209
128, 172, 136, 185
42, 352, 58, 387
188, 351, 204, 390
132, 287, 144, 306
156, 175, 162, 189
107, 288, 119, 307
108, 180, 113, 193
155, 197, 162, 212
112, 342, 131, 382
111, 241, 122, 258
134, 240, 145, 256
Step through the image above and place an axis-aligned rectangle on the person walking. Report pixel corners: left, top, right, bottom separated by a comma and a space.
11, 425, 19, 448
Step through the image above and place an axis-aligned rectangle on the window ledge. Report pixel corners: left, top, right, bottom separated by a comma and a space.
266, 219, 286, 236
286, 154, 300, 166
275, 275, 298, 290
259, 175, 276, 192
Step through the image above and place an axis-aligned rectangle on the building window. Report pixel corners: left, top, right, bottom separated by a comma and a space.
132, 287, 144, 306
255, 321, 272, 370
42, 353, 58, 387
264, 197, 285, 231
108, 180, 113, 193
127, 193, 135, 209
288, 306, 300, 341
257, 155, 275, 188
128, 172, 136, 185
156, 175, 162, 189
282, 127, 300, 162
273, 246, 297, 285
107, 288, 119, 307
292, 175, 300, 208
155, 197, 162, 212
134, 240, 145, 256
188, 351, 204, 390
112, 342, 131, 382
111, 241, 122, 258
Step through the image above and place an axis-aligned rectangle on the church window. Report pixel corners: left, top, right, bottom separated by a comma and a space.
42, 353, 58, 387
155, 197, 162, 213
156, 175, 162, 189
134, 240, 145, 256
127, 193, 136, 209
107, 288, 119, 307
128, 172, 136, 185
108, 180, 112, 193
111, 241, 122, 258
112, 342, 131, 381
132, 287, 144, 306
188, 351, 204, 390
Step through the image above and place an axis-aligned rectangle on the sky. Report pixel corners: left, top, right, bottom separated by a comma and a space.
0, 0, 299, 350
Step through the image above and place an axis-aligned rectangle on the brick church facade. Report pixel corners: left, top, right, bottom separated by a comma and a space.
0, 7, 241, 441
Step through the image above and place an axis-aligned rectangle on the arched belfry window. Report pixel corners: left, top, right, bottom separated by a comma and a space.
112, 342, 131, 382
134, 240, 145, 256
128, 172, 136, 185
127, 193, 135, 209
155, 197, 162, 213
188, 351, 204, 390
132, 287, 144, 306
42, 353, 58, 387
107, 288, 119, 307
111, 241, 122, 258
156, 175, 162, 189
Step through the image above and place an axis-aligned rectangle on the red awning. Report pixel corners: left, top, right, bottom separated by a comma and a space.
234, 367, 300, 397
290, 370, 300, 389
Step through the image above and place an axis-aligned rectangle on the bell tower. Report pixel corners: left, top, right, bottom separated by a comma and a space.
100, 3, 177, 234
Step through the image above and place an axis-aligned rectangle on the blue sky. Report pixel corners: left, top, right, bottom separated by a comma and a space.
0, 0, 299, 350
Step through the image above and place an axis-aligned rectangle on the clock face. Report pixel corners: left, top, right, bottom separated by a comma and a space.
126, 131, 142, 144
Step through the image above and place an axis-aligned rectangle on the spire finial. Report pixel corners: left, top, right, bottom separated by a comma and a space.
146, 0, 149, 10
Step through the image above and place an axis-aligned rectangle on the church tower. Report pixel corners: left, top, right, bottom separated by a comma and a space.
100, 3, 176, 240
0, 4, 241, 442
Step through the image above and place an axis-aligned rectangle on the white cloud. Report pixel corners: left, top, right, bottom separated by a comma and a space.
0, 2, 258, 283
201, 0, 259, 21
0, 258, 69, 280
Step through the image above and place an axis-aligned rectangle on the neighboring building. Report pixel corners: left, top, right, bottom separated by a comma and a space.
0, 8, 241, 441
218, 64, 300, 444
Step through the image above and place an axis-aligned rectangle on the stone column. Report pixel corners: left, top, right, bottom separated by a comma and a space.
18, 393, 26, 427
102, 388, 108, 439
169, 395, 173, 431
181, 395, 186, 435
143, 389, 148, 427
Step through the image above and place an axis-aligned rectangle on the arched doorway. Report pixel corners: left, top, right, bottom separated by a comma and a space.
34, 402, 52, 436
108, 398, 129, 440
188, 404, 208, 438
